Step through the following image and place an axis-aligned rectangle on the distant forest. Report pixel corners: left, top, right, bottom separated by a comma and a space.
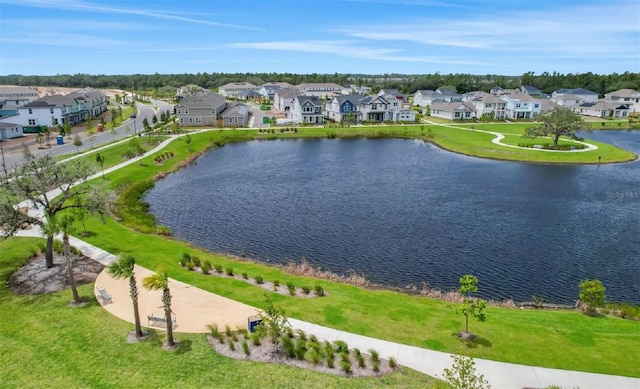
1, 71, 638, 96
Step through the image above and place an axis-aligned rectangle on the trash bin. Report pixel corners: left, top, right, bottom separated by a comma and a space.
247, 315, 262, 333
56, 136, 64, 145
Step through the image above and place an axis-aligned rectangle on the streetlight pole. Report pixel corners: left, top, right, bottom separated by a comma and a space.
0, 143, 7, 176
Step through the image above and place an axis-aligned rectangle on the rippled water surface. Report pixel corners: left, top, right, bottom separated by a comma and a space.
146, 131, 640, 303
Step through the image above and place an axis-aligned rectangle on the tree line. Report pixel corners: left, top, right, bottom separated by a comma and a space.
1, 71, 638, 96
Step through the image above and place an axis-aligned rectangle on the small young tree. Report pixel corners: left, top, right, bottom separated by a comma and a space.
142, 268, 176, 348
87, 128, 97, 149
73, 134, 83, 152
58, 214, 84, 305
579, 279, 606, 315
458, 275, 487, 339
256, 293, 291, 356
443, 355, 491, 389
108, 255, 146, 340
95, 153, 105, 179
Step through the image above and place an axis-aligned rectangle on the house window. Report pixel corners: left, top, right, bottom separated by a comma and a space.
28, 109, 33, 114
28, 119, 36, 125
464, 112, 471, 118
189, 118, 193, 123
515, 103, 521, 108
534, 103, 539, 108
344, 105, 351, 112
454, 112, 461, 118
179, 118, 184, 124
50, 108, 54, 114
185, 109, 189, 115
177, 108, 181, 115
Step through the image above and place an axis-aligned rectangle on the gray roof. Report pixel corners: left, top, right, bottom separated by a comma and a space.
0, 121, 22, 128
275, 88, 301, 99
334, 94, 363, 105
238, 90, 261, 97
431, 101, 476, 112
521, 85, 541, 93
555, 88, 598, 95
296, 95, 322, 106
221, 104, 248, 117
178, 91, 226, 109
379, 89, 403, 97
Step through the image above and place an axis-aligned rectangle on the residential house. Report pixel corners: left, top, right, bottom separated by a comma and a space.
489, 86, 504, 95
519, 85, 542, 97
378, 89, 405, 101
0, 86, 40, 107
550, 93, 584, 108
430, 101, 476, 120
464, 92, 507, 119
499, 92, 542, 119
176, 91, 227, 126
176, 85, 207, 98
604, 89, 640, 114
218, 82, 259, 98
297, 83, 342, 98
359, 95, 390, 122
259, 83, 284, 100
237, 89, 261, 101
413, 88, 461, 107
274, 88, 301, 117
574, 101, 629, 118
380, 93, 414, 121
221, 103, 249, 127
14, 87, 107, 127
71, 88, 107, 118
0, 121, 24, 140
341, 85, 371, 95
325, 94, 363, 123
552, 88, 598, 102
291, 96, 324, 124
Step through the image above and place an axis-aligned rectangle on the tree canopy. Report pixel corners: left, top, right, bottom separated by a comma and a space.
524, 107, 588, 148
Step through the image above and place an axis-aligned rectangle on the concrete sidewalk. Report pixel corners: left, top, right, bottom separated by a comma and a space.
289, 319, 640, 389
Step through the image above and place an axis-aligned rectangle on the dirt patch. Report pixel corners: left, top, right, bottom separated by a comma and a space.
7, 253, 104, 295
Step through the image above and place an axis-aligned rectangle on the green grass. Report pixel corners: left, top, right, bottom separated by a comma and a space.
16, 125, 639, 381
0, 238, 443, 389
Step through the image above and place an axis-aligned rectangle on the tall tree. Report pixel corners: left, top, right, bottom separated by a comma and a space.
142, 269, 175, 348
0, 155, 109, 268
524, 107, 588, 148
108, 255, 145, 339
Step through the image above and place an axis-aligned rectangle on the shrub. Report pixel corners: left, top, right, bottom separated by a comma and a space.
185, 261, 194, 271
372, 360, 380, 373
255, 275, 264, 284
155, 225, 172, 235
305, 349, 322, 365
207, 323, 221, 339
242, 340, 250, 356
286, 327, 295, 338
287, 282, 296, 295
282, 335, 295, 358
273, 280, 280, 289
242, 272, 248, 279
302, 286, 311, 295
192, 256, 201, 267
314, 285, 325, 296
214, 265, 223, 274
295, 338, 307, 360
182, 252, 192, 262
325, 341, 334, 358
251, 332, 261, 346
201, 262, 211, 274
339, 352, 350, 363
334, 340, 348, 354
228, 338, 235, 351
225, 324, 232, 337
369, 349, 379, 363
327, 355, 335, 368
295, 329, 307, 341
353, 348, 361, 358
389, 357, 398, 369
340, 360, 352, 374
225, 267, 234, 276
357, 354, 366, 368
309, 334, 318, 344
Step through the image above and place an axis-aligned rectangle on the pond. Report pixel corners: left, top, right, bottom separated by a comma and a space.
146, 130, 640, 304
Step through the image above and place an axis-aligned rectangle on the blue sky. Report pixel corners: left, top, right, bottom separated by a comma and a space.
0, 0, 638, 76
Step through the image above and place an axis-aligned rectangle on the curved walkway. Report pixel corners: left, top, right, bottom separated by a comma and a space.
424, 120, 598, 152
9, 129, 639, 389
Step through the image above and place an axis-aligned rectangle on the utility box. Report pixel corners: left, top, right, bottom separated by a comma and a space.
97, 124, 104, 132
247, 316, 262, 333
56, 136, 64, 145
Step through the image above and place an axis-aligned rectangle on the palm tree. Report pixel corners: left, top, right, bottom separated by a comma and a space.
58, 215, 82, 304
142, 269, 175, 347
107, 255, 144, 339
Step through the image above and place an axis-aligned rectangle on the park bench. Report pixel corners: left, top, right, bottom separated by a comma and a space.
96, 287, 112, 304
147, 314, 177, 328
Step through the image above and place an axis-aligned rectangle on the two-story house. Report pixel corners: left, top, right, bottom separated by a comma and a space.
550, 93, 584, 108
176, 92, 227, 127
574, 101, 629, 118
552, 88, 598, 103
359, 95, 390, 122
218, 82, 259, 98
291, 96, 324, 125
519, 85, 543, 97
413, 88, 461, 107
378, 89, 405, 101
0, 86, 40, 107
274, 88, 301, 117
464, 92, 507, 119
499, 92, 542, 119
296, 83, 342, 98
604, 89, 640, 114
325, 94, 363, 123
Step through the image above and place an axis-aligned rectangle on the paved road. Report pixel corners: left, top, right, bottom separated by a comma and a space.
248, 103, 270, 129
2, 99, 174, 171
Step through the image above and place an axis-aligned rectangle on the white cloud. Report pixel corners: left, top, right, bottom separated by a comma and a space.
1, 33, 129, 47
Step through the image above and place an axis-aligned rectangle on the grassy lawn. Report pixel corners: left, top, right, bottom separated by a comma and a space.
6, 125, 639, 384
0, 238, 443, 389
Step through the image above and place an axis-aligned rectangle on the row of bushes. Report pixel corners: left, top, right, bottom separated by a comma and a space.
153, 151, 174, 164
179, 253, 326, 297
517, 143, 587, 150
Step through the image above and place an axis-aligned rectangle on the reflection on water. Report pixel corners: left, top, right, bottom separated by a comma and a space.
146, 131, 639, 303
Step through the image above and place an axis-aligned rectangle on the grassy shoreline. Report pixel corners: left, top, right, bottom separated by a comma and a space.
36, 127, 638, 377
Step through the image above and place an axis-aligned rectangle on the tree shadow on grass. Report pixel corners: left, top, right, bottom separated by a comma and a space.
451, 332, 492, 349
174, 339, 192, 355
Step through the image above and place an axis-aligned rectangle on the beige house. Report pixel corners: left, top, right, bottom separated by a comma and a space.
430, 101, 476, 120
218, 82, 259, 98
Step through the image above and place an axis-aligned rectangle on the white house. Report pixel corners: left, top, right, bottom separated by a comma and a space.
604, 89, 640, 114
297, 83, 342, 98
573, 101, 629, 118
465, 92, 508, 119
0, 121, 24, 139
499, 92, 542, 119
291, 96, 324, 124
552, 88, 598, 103
274, 88, 301, 117
413, 88, 461, 107
550, 93, 584, 108
218, 82, 259, 98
